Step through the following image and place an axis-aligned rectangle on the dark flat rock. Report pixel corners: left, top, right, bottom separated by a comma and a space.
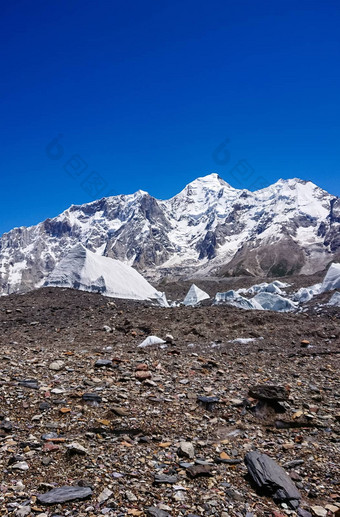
187, 464, 212, 478
19, 380, 39, 389
94, 359, 113, 368
153, 474, 178, 484
146, 507, 171, 517
215, 457, 242, 465
284, 459, 304, 469
244, 451, 301, 509
297, 510, 312, 517
82, 393, 102, 403
37, 486, 93, 505
248, 385, 289, 401
197, 396, 219, 410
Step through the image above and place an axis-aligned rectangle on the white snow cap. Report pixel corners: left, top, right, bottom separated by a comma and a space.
45, 244, 168, 304
321, 263, 340, 292
183, 284, 210, 306
138, 335, 166, 348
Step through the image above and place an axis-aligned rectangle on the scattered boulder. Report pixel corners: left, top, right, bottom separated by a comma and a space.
297, 510, 312, 517
146, 507, 171, 517
178, 441, 195, 459
248, 385, 289, 401
98, 487, 113, 503
65, 442, 88, 455
244, 450, 301, 509
154, 474, 178, 484
197, 395, 219, 411
135, 370, 152, 380
94, 359, 113, 368
19, 379, 39, 389
310, 507, 328, 517
187, 464, 212, 478
111, 406, 129, 416
11, 461, 29, 471
15, 507, 31, 517
82, 393, 102, 403
49, 360, 65, 371
0, 419, 13, 432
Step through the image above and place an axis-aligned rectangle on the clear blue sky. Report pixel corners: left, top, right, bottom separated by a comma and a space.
1, 0, 340, 236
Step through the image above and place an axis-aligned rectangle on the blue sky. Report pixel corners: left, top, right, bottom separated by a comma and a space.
1, 0, 340, 235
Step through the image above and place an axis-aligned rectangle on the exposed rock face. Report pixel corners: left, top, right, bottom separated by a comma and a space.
0, 174, 339, 294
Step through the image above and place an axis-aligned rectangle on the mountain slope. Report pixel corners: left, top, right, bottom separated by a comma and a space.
0, 174, 339, 294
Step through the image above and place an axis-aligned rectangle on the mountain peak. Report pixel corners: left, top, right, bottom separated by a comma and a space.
186, 173, 232, 189
0, 175, 338, 295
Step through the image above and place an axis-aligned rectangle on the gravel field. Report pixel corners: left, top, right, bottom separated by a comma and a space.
0, 287, 339, 517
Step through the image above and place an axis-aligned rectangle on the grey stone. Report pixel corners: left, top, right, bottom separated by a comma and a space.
153, 474, 178, 484
178, 441, 195, 459
65, 442, 88, 455
186, 464, 212, 478
49, 360, 64, 371
244, 450, 301, 509
310, 507, 327, 517
146, 508, 171, 517
11, 461, 29, 471
297, 510, 312, 517
37, 486, 93, 505
95, 359, 113, 368
98, 487, 113, 503
19, 379, 39, 389
0, 420, 13, 432
284, 459, 304, 469
15, 507, 31, 517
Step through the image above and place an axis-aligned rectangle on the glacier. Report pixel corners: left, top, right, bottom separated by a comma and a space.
45, 244, 168, 304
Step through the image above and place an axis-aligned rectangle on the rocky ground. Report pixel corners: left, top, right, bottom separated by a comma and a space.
0, 286, 339, 517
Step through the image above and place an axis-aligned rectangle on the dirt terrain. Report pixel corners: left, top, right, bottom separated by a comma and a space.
0, 286, 339, 517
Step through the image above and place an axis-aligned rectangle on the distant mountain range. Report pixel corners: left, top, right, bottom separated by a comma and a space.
1, 173, 339, 294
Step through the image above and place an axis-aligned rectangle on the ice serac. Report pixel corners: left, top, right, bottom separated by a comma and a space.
183, 284, 210, 306
328, 291, 340, 306
253, 292, 298, 312
0, 174, 339, 295
320, 262, 340, 292
45, 244, 168, 304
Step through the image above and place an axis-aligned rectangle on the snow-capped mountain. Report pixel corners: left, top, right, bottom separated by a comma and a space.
0, 173, 339, 294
